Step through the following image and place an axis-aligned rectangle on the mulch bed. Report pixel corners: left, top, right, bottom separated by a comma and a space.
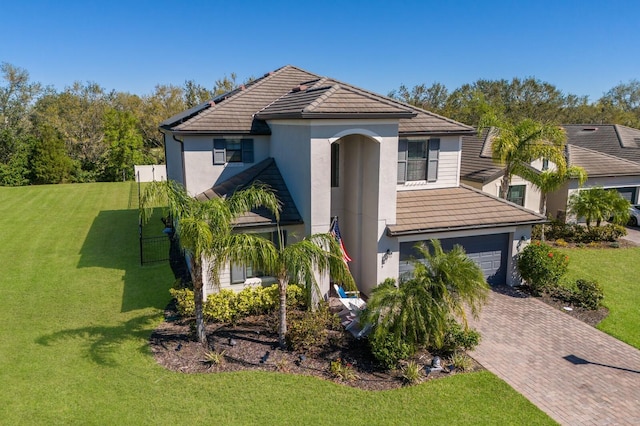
149, 300, 483, 391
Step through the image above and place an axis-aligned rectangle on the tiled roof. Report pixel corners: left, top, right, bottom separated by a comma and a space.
161, 65, 474, 136
388, 185, 545, 235
566, 145, 640, 177
256, 82, 416, 119
563, 124, 640, 163
195, 158, 302, 227
460, 129, 504, 183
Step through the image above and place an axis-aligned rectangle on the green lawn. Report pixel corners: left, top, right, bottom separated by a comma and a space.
560, 246, 640, 349
0, 182, 555, 425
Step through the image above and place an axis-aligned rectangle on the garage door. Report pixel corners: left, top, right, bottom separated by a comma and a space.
399, 234, 509, 285
615, 187, 637, 203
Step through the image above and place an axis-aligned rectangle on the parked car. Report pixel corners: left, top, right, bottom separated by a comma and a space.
628, 205, 640, 227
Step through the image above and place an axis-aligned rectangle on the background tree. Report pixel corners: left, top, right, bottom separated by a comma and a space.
29, 124, 73, 184
103, 108, 145, 181
140, 180, 280, 346
568, 187, 630, 228
362, 240, 488, 354
388, 82, 449, 114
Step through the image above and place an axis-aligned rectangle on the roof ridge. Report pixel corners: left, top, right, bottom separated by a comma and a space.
304, 84, 341, 112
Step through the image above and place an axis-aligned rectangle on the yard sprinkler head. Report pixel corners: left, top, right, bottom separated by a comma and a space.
228, 338, 237, 346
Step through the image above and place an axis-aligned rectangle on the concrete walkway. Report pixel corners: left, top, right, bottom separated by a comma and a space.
468, 289, 640, 425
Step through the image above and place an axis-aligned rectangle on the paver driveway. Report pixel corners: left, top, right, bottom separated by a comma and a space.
468, 288, 640, 425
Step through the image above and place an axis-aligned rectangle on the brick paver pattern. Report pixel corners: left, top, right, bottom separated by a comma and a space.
468, 290, 640, 426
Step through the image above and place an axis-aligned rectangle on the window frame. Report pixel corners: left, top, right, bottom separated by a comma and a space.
507, 184, 526, 206
213, 138, 254, 165
230, 230, 286, 284
397, 138, 440, 183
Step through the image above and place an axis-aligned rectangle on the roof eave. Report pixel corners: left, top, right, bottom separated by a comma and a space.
386, 219, 547, 237
161, 129, 272, 136
399, 129, 477, 137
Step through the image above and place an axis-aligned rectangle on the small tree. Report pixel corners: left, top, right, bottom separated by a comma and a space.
222, 231, 355, 348
362, 240, 488, 358
479, 117, 568, 200
568, 187, 630, 228
140, 180, 280, 346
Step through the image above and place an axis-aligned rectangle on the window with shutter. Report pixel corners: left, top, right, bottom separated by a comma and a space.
397, 138, 440, 183
212, 138, 255, 165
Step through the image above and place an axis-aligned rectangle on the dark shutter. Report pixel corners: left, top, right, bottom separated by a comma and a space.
397, 139, 407, 183
213, 139, 226, 165
331, 143, 340, 187
427, 139, 440, 182
242, 139, 254, 163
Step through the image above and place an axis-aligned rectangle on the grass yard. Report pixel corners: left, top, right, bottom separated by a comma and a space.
0, 182, 555, 425
560, 246, 640, 349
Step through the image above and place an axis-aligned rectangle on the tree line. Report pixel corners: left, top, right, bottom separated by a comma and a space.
0, 62, 244, 185
2, 60, 640, 186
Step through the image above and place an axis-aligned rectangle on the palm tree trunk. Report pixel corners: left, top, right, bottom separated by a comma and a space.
500, 171, 511, 200
539, 194, 547, 242
191, 262, 207, 346
278, 277, 288, 349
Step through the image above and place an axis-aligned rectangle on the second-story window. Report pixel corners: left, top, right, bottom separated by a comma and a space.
213, 138, 254, 165
397, 138, 440, 183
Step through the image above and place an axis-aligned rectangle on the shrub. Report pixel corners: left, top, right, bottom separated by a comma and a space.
517, 241, 569, 294
554, 238, 568, 247
203, 350, 226, 366
401, 361, 425, 385
169, 288, 195, 317
437, 320, 481, 355
575, 279, 604, 310
170, 284, 307, 324
203, 289, 237, 323
286, 303, 338, 351
329, 358, 358, 381
448, 352, 474, 372
368, 332, 413, 370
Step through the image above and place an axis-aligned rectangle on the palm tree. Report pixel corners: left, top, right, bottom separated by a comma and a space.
527, 166, 587, 240
224, 231, 355, 348
362, 240, 488, 352
479, 117, 568, 199
140, 180, 280, 346
568, 187, 630, 228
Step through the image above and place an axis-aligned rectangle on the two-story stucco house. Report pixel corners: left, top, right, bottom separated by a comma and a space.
160, 65, 545, 299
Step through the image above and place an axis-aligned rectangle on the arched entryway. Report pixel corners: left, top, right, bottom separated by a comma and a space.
329, 132, 381, 290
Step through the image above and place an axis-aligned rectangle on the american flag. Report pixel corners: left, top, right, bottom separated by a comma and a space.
330, 217, 352, 263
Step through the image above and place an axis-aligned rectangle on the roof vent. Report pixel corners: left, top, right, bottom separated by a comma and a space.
292, 84, 308, 93
582, 127, 598, 131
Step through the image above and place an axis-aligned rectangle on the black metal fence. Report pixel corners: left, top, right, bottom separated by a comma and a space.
140, 234, 171, 265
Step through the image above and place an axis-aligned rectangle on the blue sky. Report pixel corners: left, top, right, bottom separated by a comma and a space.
2, 0, 639, 101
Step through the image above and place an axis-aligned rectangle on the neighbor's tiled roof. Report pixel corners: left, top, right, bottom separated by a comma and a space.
195, 158, 302, 227
161, 65, 474, 136
388, 185, 545, 235
566, 144, 640, 177
460, 129, 504, 183
563, 124, 640, 163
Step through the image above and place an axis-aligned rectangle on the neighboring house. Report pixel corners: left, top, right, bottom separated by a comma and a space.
460, 129, 546, 213
160, 65, 545, 298
461, 124, 640, 221
552, 125, 640, 209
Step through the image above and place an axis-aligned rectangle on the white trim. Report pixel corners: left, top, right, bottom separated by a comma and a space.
329, 128, 383, 144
